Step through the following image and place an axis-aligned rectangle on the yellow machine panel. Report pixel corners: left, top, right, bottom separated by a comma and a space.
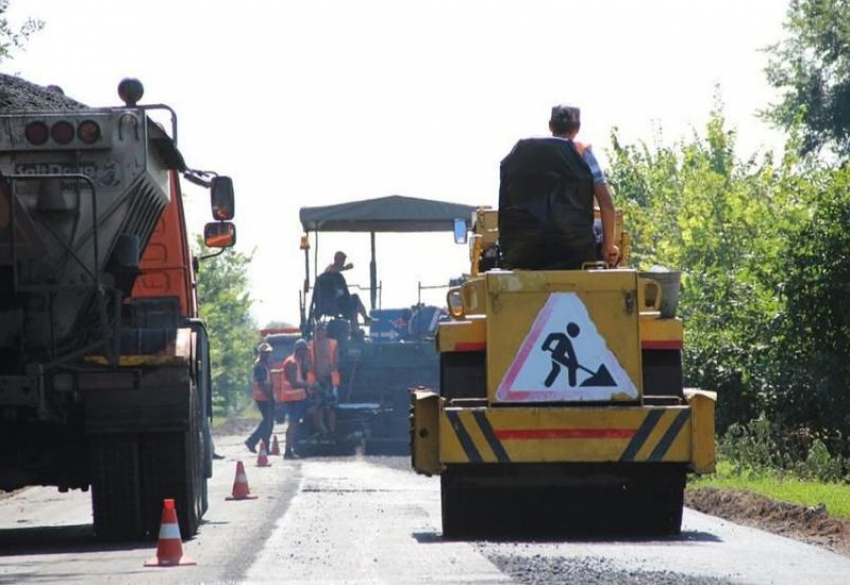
484, 270, 643, 403
437, 315, 486, 353
439, 403, 711, 470
409, 389, 716, 475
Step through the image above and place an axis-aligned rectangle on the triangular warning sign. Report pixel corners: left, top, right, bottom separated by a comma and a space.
496, 293, 638, 402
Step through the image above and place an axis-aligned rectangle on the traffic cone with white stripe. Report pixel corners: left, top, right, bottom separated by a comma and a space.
144, 499, 196, 567
270, 434, 281, 456
256, 439, 271, 467
225, 460, 258, 501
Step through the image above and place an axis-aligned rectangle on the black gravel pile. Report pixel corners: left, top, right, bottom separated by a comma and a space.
0, 73, 87, 113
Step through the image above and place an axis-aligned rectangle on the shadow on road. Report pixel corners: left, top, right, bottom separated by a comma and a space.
412, 529, 723, 544
0, 523, 147, 557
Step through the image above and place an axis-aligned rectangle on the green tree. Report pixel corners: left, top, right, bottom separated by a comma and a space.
764, 0, 850, 156
195, 239, 258, 416
0, 1, 43, 64
608, 103, 850, 458
608, 105, 806, 431
773, 167, 850, 436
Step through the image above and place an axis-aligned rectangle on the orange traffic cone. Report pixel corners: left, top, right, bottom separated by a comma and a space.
144, 499, 196, 567
256, 439, 271, 467
225, 461, 258, 501
270, 434, 281, 456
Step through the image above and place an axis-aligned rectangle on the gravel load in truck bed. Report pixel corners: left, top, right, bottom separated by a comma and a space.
0, 73, 87, 113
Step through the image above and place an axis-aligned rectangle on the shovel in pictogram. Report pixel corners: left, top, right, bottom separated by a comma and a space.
577, 363, 616, 387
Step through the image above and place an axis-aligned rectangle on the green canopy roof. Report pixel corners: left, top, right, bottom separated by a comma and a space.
300, 195, 476, 233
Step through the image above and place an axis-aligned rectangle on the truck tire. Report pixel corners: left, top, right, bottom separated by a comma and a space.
201, 417, 211, 516
140, 382, 204, 538
90, 434, 144, 540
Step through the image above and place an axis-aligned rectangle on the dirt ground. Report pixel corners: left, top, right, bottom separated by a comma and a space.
686, 487, 850, 557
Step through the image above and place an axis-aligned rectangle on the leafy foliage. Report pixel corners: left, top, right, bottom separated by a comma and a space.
607, 102, 850, 460
195, 239, 258, 417
774, 168, 850, 433
718, 418, 848, 483
764, 0, 850, 156
0, 1, 43, 65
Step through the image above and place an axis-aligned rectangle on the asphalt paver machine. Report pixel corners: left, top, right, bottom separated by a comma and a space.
287, 195, 476, 455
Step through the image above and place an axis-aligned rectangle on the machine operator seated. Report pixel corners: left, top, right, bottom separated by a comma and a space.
498, 105, 619, 270
311, 251, 372, 329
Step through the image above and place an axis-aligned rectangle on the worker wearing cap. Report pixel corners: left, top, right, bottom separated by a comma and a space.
499, 105, 620, 270
550, 105, 619, 266
275, 338, 311, 459
245, 342, 275, 454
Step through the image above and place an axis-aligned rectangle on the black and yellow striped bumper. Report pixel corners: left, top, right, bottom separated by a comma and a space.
411, 390, 716, 475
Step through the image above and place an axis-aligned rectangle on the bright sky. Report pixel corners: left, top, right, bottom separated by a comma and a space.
4, 0, 789, 327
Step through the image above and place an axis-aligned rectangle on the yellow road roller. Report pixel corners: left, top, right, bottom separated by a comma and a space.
411, 207, 715, 537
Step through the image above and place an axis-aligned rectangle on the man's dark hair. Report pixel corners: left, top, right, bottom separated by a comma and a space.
550, 119, 580, 136
549, 104, 581, 137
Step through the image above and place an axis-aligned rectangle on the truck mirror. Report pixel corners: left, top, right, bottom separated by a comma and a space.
204, 221, 236, 248
453, 218, 468, 244
210, 176, 235, 221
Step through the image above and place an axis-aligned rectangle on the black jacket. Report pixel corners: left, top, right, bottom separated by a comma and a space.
499, 137, 595, 269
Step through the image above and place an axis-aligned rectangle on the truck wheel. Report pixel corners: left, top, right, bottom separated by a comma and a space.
90, 434, 144, 540
201, 411, 213, 515
139, 383, 204, 538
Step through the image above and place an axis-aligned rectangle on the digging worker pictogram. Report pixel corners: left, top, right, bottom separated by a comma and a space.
541, 322, 617, 388
542, 323, 582, 387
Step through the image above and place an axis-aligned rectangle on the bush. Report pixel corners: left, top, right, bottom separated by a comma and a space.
719, 418, 849, 482
608, 105, 850, 464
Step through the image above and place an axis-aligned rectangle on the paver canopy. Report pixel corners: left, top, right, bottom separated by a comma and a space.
300, 195, 476, 233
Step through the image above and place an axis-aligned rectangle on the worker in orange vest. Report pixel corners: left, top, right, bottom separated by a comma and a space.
273, 338, 311, 459
245, 342, 275, 453
307, 324, 339, 437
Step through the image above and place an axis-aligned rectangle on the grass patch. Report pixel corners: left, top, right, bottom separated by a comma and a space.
690, 461, 850, 519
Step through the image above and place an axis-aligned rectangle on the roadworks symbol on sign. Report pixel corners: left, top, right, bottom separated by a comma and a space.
496, 292, 638, 402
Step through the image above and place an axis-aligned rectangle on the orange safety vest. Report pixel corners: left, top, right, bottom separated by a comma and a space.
272, 355, 308, 402
251, 359, 272, 402
309, 337, 340, 387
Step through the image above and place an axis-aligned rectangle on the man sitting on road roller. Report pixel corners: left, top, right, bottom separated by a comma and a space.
499, 105, 620, 270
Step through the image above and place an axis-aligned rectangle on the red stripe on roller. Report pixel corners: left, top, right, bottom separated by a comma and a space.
494, 428, 636, 440
641, 340, 683, 350
454, 342, 486, 352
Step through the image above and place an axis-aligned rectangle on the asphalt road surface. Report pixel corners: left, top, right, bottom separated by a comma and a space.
2, 434, 849, 584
